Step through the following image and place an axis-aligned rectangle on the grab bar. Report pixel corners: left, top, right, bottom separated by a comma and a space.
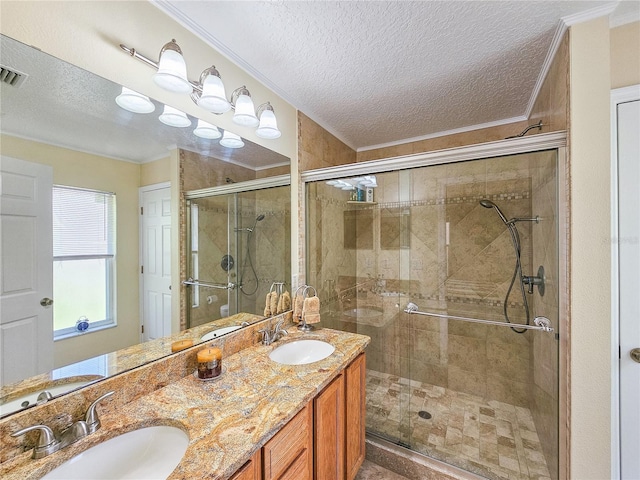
182, 278, 237, 290
404, 302, 554, 333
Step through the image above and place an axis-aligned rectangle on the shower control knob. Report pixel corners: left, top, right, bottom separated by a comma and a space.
631, 348, 640, 363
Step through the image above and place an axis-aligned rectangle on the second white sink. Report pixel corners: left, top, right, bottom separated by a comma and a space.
269, 340, 335, 365
41, 425, 188, 479
201, 325, 242, 341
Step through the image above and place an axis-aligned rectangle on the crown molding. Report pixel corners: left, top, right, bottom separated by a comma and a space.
357, 116, 527, 153
561, 2, 619, 26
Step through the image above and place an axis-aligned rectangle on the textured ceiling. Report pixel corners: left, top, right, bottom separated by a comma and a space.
156, 0, 636, 150
0, 35, 289, 167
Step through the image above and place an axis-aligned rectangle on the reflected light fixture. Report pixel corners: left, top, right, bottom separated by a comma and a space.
255, 102, 281, 139
220, 131, 244, 148
193, 119, 222, 139
153, 39, 192, 94
119, 40, 281, 139
115, 86, 155, 113
159, 105, 191, 127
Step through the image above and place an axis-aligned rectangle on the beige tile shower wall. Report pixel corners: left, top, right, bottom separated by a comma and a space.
529, 33, 569, 133
249, 187, 292, 313
297, 112, 357, 284
189, 196, 230, 328
181, 150, 256, 191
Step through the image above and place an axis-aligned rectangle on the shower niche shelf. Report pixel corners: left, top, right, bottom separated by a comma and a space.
346, 201, 377, 205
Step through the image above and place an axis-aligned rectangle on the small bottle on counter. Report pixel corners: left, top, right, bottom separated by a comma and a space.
197, 347, 222, 379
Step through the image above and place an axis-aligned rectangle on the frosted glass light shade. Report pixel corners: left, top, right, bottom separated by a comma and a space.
159, 105, 191, 127
219, 131, 244, 148
256, 109, 281, 139
193, 119, 222, 139
198, 74, 231, 114
232, 94, 259, 127
154, 48, 191, 93
115, 87, 155, 114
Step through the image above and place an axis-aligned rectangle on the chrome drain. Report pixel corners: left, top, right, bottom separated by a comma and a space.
418, 410, 432, 420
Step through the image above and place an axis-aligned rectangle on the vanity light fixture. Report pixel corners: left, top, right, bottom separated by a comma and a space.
326, 176, 378, 191
153, 39, 191, 94
255, 102, 282, 139
119, 40, 281, 139
159, 105, 191, 127
193, 119, 222, 139
220, 131, 244, 148
195, 66, 231, 114
115, 86, 155, 114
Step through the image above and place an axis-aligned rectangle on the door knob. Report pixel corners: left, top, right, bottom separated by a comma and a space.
631, 348, 640, 363
40, 298, 53, 307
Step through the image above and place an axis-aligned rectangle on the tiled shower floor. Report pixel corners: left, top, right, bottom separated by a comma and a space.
366, 369, 552, 480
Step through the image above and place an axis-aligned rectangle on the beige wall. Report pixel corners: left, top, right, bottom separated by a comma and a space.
0, 1, 296, 162
140, 157, 171, 187
611, 21, 640, 89
1, 134, 141, 367
569, 18, 612, 479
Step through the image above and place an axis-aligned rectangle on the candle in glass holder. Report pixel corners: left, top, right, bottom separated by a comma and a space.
197, 347, 222, 379
171, 339, 194, 352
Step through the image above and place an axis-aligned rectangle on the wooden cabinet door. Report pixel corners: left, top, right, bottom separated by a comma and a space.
314, 373, 345, 480
345, 353, 366, 480
263, 403, 313, 480
229, 449, 261, 480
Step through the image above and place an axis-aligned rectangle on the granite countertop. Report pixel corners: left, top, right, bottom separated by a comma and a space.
2, 328, 370, 480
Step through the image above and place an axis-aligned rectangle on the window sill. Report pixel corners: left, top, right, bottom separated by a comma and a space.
54, 322, 117, 342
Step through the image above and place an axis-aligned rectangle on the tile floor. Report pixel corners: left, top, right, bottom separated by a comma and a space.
366, 369, 552, 480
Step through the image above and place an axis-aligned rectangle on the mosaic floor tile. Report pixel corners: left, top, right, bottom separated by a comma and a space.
366, 369, 552, 480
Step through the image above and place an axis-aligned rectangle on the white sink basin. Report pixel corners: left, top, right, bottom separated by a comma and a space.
269, 340, 335, 365
42, 426, 189, 479
0, 381, 97, 416
201, 325, 242, 341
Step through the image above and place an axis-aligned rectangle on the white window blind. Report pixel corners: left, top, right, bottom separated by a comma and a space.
53, 186, 115, 257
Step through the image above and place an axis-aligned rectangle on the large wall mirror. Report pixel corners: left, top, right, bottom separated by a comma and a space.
0, 34, 291, 417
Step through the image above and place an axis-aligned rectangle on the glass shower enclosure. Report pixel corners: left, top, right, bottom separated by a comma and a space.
185, 179, 291, 328
305, 148, 561, 480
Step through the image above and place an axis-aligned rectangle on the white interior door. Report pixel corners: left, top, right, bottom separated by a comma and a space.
618, 97, 640, 480
0, 156, 53, 385
140, 184, 172, 342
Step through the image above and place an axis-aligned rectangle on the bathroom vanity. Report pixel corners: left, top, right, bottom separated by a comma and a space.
0, 315, 369, 480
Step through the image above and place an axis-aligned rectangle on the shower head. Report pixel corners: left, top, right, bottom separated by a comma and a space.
479, 199, 509, 225
255, 214, 265, 222
246, 213, 266, 233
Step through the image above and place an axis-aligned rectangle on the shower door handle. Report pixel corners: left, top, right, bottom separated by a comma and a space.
631, 348, 640, 363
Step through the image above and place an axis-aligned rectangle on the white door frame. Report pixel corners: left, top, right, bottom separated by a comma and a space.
610, 84, 640, 480
139, 181, 171, 343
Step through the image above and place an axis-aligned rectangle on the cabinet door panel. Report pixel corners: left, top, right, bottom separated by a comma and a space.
346, 353, 366, 479
263, 403, 313, 480
314, 373, 345, 480
229, 449, 261, 480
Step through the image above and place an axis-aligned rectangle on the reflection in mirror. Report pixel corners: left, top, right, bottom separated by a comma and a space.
185, 181, 291, 329
0, 34, 291, 416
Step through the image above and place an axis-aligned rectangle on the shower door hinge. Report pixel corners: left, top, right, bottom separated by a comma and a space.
141, 265, 144, 274
141, 325, 144, 334
140, 206, 143, 215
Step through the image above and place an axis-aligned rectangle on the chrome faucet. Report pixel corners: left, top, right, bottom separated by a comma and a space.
10, 391, 114, 459
259, 319, 288, 346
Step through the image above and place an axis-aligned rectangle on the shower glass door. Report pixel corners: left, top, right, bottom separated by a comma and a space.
185, 183, 291, 328
305, 149, 559, 480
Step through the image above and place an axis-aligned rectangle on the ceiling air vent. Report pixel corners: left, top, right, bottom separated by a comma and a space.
0, 65, 29, 88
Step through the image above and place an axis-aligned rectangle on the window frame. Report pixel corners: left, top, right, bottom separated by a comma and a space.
52, 185, 117, 340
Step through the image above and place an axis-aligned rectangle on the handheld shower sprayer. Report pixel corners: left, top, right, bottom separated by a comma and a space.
238, 213, 266, 296
479, 199, 544, 333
